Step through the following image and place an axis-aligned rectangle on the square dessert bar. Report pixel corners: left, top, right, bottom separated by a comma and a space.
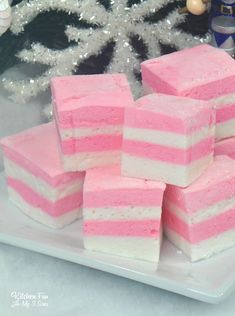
83, 166, 166, 263
51, 74, 134, 171
122, 93, 215, 187
215, 137, 235, 159
141, 44, 235, 140
163, 156, 235, 261
1, 122, 85, 229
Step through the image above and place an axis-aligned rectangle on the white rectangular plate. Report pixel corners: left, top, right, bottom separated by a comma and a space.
0, 172, 235, 304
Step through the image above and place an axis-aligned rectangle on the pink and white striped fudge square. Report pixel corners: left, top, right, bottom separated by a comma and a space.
83, 166, 166, 263
163, 156, 235, 261
51, 74, 134, 171
122, 93, 215, 187
1, 122, 85, 229
141, 44, 235, 141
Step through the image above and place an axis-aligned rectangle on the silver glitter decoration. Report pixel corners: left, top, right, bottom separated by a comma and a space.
2, 0, 209, 116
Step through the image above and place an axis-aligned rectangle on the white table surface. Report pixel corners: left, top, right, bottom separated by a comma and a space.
1, 69, 235, 316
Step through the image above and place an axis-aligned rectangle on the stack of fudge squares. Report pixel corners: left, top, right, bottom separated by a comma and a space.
3, 44, 235, 265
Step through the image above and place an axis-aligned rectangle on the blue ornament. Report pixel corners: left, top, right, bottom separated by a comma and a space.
210, 0, 235, 55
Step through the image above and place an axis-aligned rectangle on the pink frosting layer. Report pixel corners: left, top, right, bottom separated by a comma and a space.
84, 188, 164, 208
51, 74, 133, 108
60, 134, 122, 155
215, 138, 235, 159
163, 207, 235, 243
83, 219, 161, 237
216, 104, 235, 123
141, 44, 235, 100
122, 137, 213, 165
124, 93, 214, 134
51, 74, 134, 129
7, 177, 83, 217
165, 156, 235, 213
54, 103, 126, 129
1, 123, 85, 187
85, 165, 165, 191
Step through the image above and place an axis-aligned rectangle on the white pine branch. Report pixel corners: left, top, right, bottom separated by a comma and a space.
65, 26, 101, 43
3, 72, 55, 103
10, 0, 108, 34
131, 0, 180, 21
76, 0, 108, 26
17, 43, 60, 66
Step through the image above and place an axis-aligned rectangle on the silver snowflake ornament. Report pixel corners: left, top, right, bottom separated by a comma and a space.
3, 0, 206, 105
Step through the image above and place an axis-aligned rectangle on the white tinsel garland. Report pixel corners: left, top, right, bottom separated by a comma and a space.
2, 0, 208, 116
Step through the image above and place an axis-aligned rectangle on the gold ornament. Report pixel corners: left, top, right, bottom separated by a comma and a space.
186, 0, 208, 15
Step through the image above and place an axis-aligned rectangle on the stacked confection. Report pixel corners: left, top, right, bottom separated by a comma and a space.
51, 74, 133, 171
1, 123, 85, 229
163, 156, 235, 261
122, 93, 215, 187
2, 44, 235, 264
83, 166, 165, 262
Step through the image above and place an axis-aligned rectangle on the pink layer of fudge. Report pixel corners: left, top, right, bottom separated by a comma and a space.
7, 177, 82, 217
164, 207, 235, 243
61, 134, 122, 154
84, 220, 161, 237
215, 137, 235, 159
53, 93, 127, 128
84, 188, 164, 208
216, 104, 235, 123
123, 137, 213, 165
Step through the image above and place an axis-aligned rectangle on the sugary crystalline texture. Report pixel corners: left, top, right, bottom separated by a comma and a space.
215, 137, 235, 159
83, 166, 166, 263
163, 156, 235, 262
141, 44, 235, 141
122, 93, 215, 187
51, 74, 134, 171
0, 122, 85, 229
